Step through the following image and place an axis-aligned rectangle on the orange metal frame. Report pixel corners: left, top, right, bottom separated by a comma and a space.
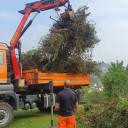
22, 69, 91, 87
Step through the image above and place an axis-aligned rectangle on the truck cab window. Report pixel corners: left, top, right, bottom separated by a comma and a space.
0, 51, 4, 65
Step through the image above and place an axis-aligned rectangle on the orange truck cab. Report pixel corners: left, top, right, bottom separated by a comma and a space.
0, 44, 11, 84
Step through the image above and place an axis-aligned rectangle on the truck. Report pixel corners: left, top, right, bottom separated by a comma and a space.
0, 0, 91, 128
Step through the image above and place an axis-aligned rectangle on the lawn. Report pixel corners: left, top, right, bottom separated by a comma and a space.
9, 106, 84, 128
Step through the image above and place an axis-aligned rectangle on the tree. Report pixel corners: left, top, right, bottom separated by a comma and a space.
38, 6, 100, 74
103, 61, 128, 100
22, 49, 41, 70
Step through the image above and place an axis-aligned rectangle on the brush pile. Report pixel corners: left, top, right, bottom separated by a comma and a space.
22, 6, 100, 74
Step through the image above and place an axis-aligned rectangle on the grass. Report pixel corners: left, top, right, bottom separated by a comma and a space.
9, 106, 85, 128
9, 109, 58, 128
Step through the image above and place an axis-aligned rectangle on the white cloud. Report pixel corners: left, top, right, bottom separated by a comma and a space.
70, 0, 87, 10
93, 18, 128, 65
0, 12, 12, 19
83, 0, 128, 65
81, 1, 127, 21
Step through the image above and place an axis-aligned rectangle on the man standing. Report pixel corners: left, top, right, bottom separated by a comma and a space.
55, 80, 78, 128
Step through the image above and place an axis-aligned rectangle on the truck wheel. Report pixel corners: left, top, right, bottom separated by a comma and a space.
0, 102, 14, 128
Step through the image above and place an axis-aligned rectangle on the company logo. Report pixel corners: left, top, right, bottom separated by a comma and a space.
11, 32, 18, 44
25, 14, 28, 17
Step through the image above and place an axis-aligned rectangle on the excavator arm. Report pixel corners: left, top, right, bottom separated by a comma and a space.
9, 0, 72, 79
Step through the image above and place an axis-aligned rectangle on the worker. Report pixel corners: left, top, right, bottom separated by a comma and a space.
55, 80, 78, 128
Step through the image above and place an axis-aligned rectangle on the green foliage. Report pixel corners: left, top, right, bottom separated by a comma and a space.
112, 97, 128, 123
83, 86, 106, 104
22, 49, 43, 70
85, 90, 106, 104
103, 61, 128, 100
116, 97, 128, 111
77, 61, 128, 128
78, 99, 128, 128
84, 104, 93, 111
91, 76, 102, 87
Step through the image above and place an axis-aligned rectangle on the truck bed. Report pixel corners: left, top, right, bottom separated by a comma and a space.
22, 69, 91, 88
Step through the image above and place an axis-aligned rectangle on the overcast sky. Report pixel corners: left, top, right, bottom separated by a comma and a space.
0, 0, 128, 65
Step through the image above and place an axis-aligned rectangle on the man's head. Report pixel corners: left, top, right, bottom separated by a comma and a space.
64, 80, 71, 88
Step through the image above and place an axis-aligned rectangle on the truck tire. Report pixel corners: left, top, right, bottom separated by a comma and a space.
0, 102, 14, 128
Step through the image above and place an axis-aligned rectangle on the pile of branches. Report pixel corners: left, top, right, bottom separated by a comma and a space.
77, 98, 128, 128
22, 6, 100, 74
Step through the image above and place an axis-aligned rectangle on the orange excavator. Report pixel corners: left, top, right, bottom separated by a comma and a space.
0, 0, 91, 127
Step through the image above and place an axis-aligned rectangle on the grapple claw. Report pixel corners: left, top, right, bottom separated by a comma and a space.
60, 10, 74, 20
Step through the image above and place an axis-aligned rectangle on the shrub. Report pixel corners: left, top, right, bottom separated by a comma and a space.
78, 99, 128, 128
103, 61, 128, 100
116, 97, 128, 111
84, 88, 106, 104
